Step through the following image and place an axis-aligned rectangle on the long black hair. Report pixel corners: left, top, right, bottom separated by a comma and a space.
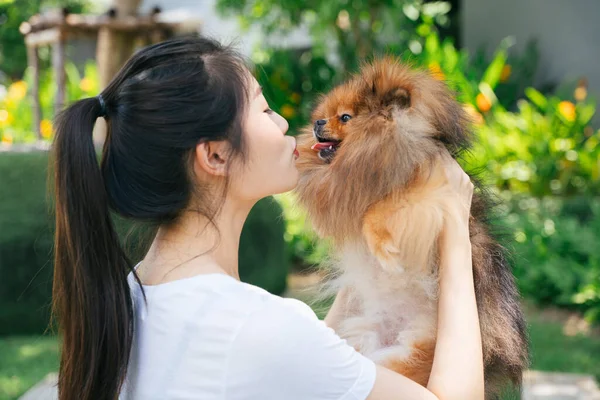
51, 36, 250, 400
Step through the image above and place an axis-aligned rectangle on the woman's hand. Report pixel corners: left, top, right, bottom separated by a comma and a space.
438, 154, 474, 251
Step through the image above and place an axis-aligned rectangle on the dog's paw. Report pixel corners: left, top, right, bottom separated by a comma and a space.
363, 219, 404, 273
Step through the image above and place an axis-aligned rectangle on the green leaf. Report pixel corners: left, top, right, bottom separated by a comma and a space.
525, 87, 548, 111
577, 104, 596, 126
481, 49, 507, 89
442, 39, 458, 71
424, 33, 439, 55
416, 23, 431, 37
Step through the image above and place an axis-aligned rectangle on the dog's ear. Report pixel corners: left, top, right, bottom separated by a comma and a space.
382, 87, 411, 109
432, 91, 472, 151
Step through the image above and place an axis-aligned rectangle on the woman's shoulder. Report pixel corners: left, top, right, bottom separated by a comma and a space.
128, 271, 318, 327
224, 288, 377, 400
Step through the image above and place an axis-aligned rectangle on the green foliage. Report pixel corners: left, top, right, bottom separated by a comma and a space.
0, 0, 91, 79
502, 193, 600, 323
276, 193, 330, 269
239, 197, 289, 295
0, 152, 289, 335
253, 48, 335, 134
470, 92, 599, 197
218, 0, 452, 74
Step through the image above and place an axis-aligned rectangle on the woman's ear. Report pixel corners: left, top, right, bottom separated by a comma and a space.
194, 141, 231, 177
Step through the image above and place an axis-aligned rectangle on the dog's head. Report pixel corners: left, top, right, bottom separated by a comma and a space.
295, 58, 472, 241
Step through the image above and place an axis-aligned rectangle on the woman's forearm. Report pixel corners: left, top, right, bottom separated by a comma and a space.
427, 234, 484, 400
324, 287, 350, 328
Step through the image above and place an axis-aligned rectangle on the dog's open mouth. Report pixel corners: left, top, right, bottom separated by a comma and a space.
311, 138, 341, 163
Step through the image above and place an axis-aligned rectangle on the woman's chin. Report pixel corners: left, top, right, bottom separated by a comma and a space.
275, 171, 300, 195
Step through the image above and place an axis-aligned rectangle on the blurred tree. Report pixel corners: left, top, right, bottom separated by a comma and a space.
96, 0, 142, 88
0, 0, 91, 80
217, 0, 452, 74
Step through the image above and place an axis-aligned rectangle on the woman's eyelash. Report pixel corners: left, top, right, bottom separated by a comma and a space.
265, 108, 274, 114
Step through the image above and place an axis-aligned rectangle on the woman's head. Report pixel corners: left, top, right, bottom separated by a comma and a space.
52, 36, 297, 400
97, 36, 296, 223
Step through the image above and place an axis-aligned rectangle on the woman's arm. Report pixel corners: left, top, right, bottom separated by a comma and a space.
367, 220, 481, 400
324, 286, 352, 328
368, 156, 483, 400
427, 221, 483, 399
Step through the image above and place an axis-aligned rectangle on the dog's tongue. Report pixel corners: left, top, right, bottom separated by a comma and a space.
311, 142, 337, 151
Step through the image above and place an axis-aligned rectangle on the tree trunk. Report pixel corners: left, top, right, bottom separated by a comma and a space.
94, 0, 142, 144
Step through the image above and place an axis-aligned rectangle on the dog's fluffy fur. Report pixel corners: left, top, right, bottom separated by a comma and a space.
295, 58, 529, 397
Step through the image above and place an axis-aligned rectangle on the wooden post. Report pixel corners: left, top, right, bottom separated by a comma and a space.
97, 0, 143, 89
94, 0, 142, 144
52, 30, 66, 115
26, 44, 42, 140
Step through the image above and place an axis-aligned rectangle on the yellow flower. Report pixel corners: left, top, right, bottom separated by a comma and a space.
500, 65, 512, 83
558, 101, 576, 122
290, 92, 301, 104
8, 80, 27, 100
280, 104, 295, 119
476, 93, 492, 113
79, 77, 95, 93
1, 133, 13, 145
574, 87, 587, 102
462, 104, 484, 125
0, 109, 9, 124
40, 119, 54, 139
428, 62, 445, 81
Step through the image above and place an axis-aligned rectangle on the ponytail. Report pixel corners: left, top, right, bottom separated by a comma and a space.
52, 97, 134, 400
50, 35, 252, 399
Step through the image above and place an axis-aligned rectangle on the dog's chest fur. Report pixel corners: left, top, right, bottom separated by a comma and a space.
332, 242, 439, 363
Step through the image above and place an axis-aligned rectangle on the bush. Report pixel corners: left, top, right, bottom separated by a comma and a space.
470, 90, 599, 197
239, 197, 288, 294
0, 151, 288, 335
502, 193, 600, 323
1, 61, 99, 144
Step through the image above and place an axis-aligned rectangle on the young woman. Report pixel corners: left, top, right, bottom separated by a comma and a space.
52, 36, 482, 400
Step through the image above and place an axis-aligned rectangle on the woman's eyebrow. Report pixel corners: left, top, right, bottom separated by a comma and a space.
255, 86, 263, 98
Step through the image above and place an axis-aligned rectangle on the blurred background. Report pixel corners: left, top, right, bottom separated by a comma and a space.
0, 0, 599, 399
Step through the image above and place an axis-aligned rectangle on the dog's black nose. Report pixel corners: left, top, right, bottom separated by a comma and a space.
315, 119, 327, 126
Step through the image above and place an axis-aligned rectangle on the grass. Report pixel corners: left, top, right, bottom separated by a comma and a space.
527, 312, 600, 380
0, 306, 599, 399
0, 335, 59, 400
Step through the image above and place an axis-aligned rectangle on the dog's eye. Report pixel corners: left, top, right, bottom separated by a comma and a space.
340, 114, 352, 123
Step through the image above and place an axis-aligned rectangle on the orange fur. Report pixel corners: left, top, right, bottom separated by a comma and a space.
295, 58, 529, 398
383, 340, 436, 387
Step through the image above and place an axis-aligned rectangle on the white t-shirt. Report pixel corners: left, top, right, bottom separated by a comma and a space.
120, 272, 376, 400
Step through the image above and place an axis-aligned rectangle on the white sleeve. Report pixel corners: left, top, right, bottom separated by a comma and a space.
225, 298, 377, 400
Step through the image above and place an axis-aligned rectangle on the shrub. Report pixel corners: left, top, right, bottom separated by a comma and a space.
502, 193, 600, 323
469, 90, 599, 197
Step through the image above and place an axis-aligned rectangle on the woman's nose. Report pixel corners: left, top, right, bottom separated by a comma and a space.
274, 112, 289, 134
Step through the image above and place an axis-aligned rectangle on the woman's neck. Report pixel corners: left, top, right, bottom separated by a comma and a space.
139, 196, 255, 284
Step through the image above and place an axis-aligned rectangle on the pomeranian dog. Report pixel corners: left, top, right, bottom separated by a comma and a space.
294, 58, 529, 397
